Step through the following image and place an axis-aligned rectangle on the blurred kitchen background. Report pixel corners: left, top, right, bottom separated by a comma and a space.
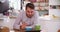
0, 0, 60, 32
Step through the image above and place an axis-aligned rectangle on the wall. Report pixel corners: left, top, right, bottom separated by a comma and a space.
49, 0, 60, 5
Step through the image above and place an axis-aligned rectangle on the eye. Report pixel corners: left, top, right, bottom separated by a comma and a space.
27, 11, 30, 13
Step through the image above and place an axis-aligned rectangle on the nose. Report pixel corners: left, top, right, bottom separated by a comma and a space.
29, 13, 32, 15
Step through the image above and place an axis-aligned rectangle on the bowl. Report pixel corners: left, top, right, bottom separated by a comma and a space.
25, 26, 32, 31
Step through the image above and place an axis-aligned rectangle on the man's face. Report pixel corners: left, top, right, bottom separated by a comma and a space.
26, 7, 34, 18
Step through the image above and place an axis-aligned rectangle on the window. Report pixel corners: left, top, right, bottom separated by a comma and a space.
9, 0, 20, 10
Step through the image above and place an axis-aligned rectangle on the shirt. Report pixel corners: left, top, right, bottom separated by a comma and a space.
13, 11, 39, 30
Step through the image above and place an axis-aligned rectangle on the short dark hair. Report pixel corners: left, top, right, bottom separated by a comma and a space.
26, 3, 35, 9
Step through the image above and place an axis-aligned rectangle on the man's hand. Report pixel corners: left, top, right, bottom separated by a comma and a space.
20, 22, 27, 29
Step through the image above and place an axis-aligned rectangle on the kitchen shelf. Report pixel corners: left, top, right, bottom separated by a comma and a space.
23, 0, 49, 16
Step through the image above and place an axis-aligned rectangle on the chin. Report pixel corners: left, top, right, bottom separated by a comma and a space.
28, 15, 33, 18
26, 14, 33, 18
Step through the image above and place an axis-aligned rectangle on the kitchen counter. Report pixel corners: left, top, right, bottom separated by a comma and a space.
0, 15, 60, 32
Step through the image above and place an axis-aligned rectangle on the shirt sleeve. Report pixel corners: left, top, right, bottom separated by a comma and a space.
13, 11, 22, 30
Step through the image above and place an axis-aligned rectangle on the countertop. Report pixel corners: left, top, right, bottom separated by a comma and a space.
0, 15, 60, 32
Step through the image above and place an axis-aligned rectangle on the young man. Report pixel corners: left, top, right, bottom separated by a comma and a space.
13, 3, 39, 31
